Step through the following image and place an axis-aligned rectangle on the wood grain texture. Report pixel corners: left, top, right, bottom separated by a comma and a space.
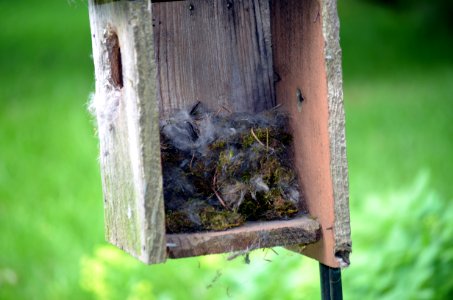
271, 0, 351, 268
322, 0, 351, 267
152, 0, 275, 116
167, 216, 321, 258
88, 0, 350, 266
89, 0, 167, 264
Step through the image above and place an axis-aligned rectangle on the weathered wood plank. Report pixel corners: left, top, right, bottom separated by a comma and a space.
152, 0, 275, 116
271, 0, 351, 268
167, 216, 321, 258
322, 0, 351, 267
88, 0, 167, 264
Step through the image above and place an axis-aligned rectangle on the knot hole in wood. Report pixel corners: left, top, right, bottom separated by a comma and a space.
106, 30, 123, 89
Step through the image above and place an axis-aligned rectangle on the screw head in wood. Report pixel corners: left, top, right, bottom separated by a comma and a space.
296, 88, 304, 112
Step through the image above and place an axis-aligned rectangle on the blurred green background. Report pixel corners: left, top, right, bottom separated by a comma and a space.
1, 0, 452, 299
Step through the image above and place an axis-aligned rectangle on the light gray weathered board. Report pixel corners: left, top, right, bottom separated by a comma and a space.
153, 0, 275, 116
167, 217, 321, 258
89, 0, 167, 264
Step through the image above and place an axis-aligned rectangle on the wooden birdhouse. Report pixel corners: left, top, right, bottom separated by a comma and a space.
88, 0, 351, 268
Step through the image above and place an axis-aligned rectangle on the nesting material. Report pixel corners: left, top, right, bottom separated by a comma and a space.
160, 102, 304, 233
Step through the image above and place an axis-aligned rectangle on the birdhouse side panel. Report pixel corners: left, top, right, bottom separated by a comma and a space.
88, 0, 167, 264
322, 0, 351, 266
271, 0, 351, 268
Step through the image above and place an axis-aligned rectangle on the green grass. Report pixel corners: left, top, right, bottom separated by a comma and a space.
1, 0, 452, 299
0, 1, 100, 299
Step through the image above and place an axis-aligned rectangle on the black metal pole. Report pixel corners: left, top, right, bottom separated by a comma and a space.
320, 263, 343, 300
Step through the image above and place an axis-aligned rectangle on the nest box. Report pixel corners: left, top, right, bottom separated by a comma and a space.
88, 0, 351, 267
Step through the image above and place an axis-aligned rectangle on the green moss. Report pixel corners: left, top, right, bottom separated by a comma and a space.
237, 199, 260, 220
274, 167, 296, 185
166, 211, 199, 234
262, 189, 298, 220
209, 139, 226, 151
217, 150, 245, 179
217, 150, 231, 168
241, 132, 255, 148
237, 188, 298, 221
241, 128, 269, 148
260, 156, 281, 184
200, 207, 245, 231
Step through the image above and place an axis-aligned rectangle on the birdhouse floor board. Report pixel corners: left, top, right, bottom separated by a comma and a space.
166, 216, 321, 258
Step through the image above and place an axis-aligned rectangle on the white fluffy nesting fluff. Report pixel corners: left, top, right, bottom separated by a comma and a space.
88, 88, 122, 131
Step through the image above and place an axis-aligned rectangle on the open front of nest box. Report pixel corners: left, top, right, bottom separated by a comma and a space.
88, 0, 351, 268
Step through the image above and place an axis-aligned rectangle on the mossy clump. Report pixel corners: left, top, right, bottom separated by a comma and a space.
160, 102, 304, 233
165, 199, 245, 233
199, 206, 245, 231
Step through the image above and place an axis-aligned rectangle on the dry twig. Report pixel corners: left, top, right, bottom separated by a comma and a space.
250, 128, 266, 147
212, 171, 229, 209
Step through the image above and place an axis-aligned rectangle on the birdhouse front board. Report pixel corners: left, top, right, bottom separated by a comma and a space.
88, 0, 351, 268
